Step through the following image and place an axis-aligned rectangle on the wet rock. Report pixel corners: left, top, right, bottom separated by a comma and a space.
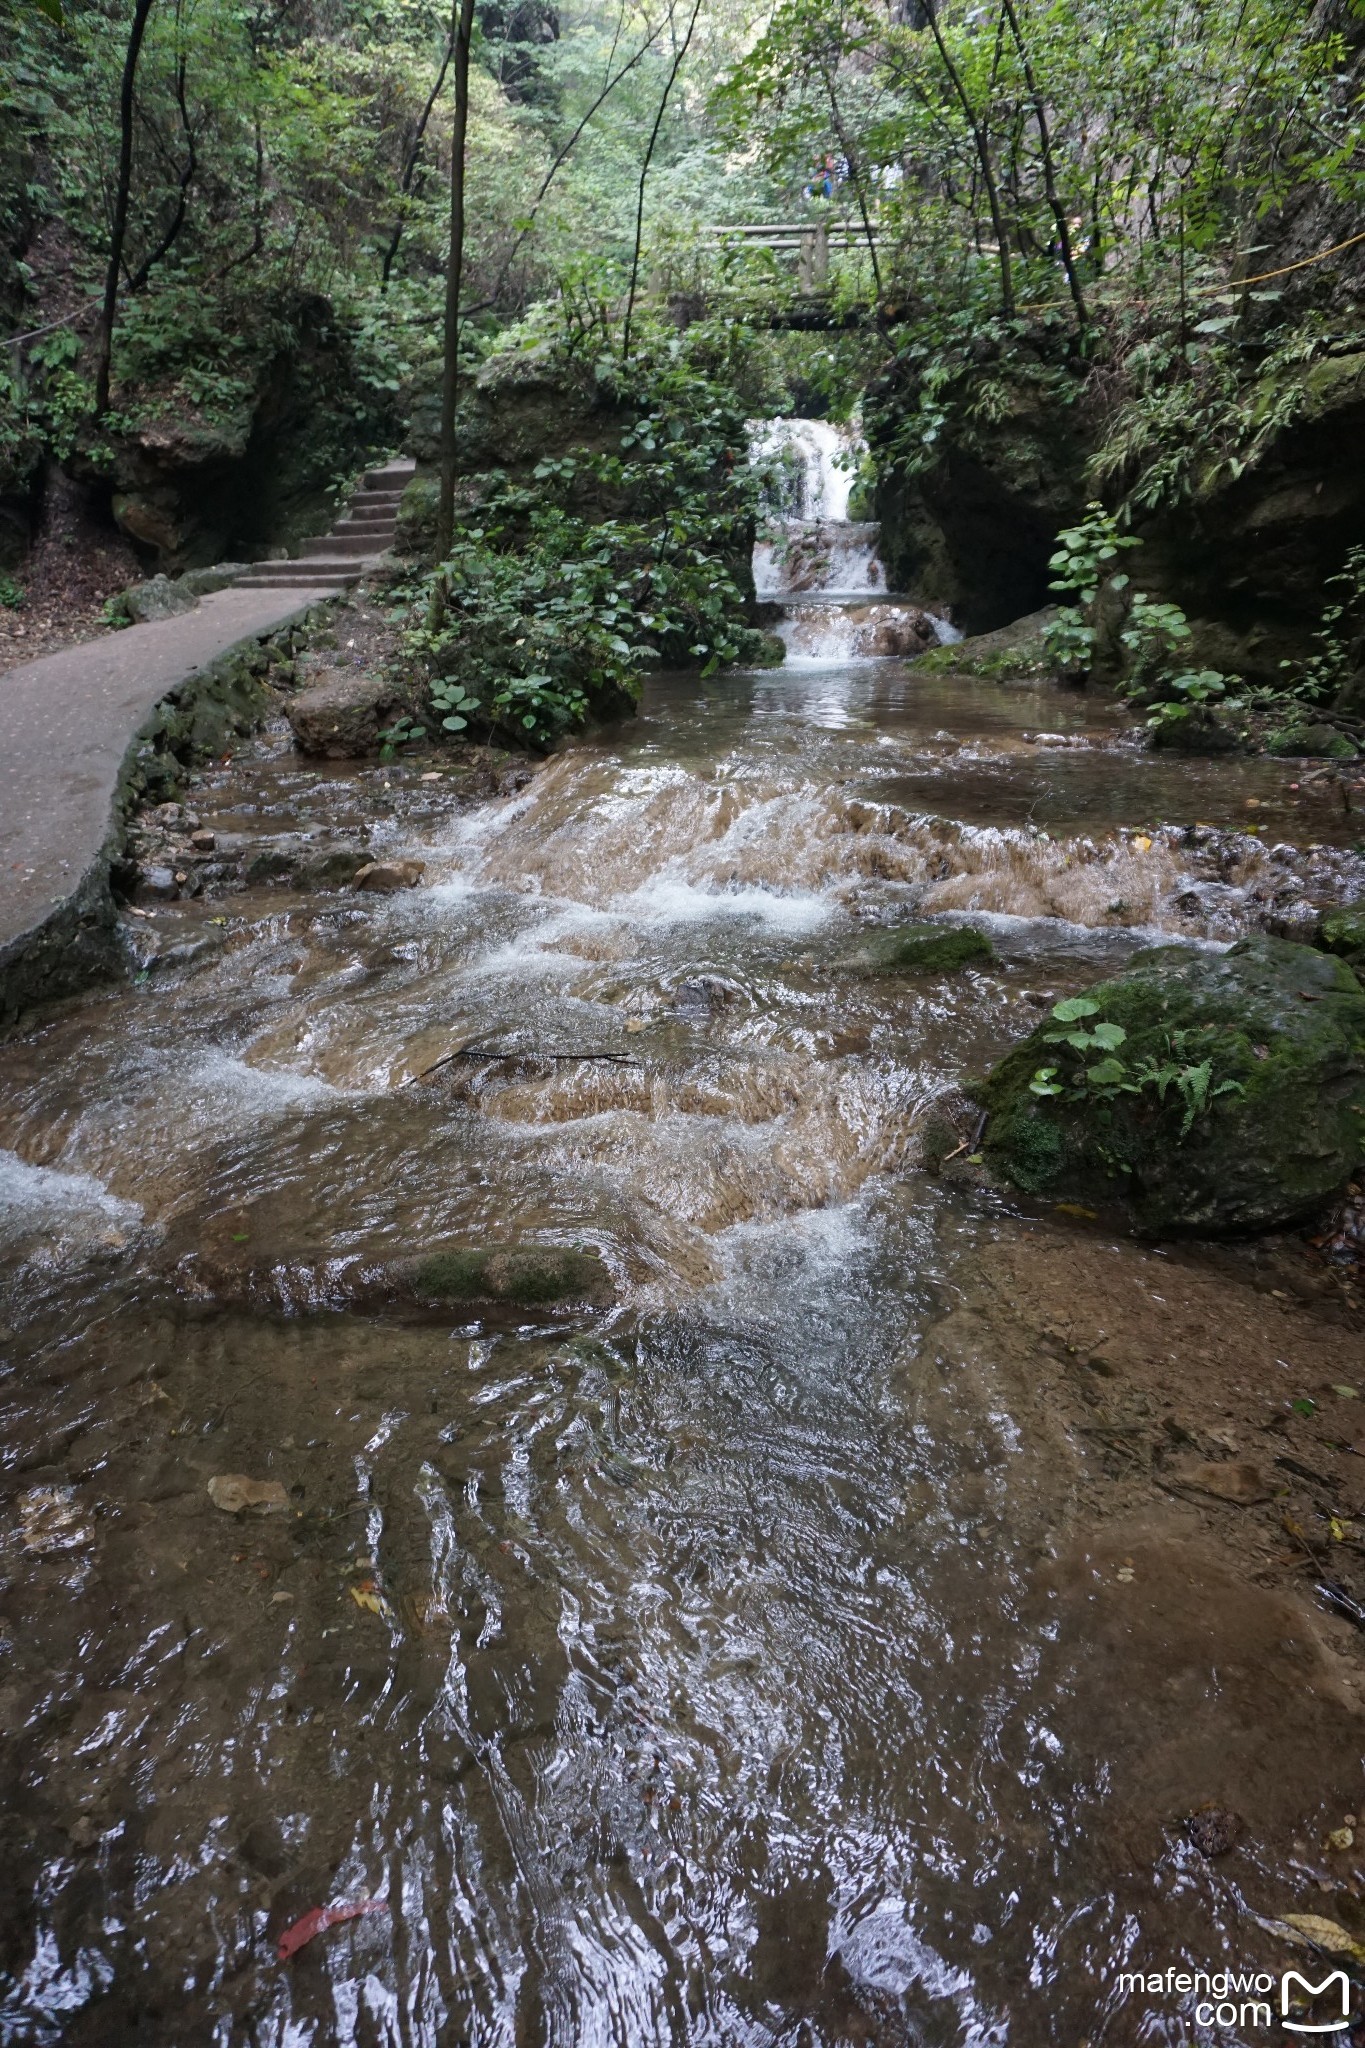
393, 1245, 611, 1310
1185, 1805, 1244, 1857
287, 669, 411, 756
244, 844, 301, 885
978, 936, 1365, 1234
184, 1243, 614, 1319
189, 829, 216, 852
669, 975, 740, 1016
1266, 723, 1358, 760
297, 845, 371, 889
856, 923, 996, 973
207, 1474, 289, 1514
353, 858, 425, 893
137, 865, 180, 901
1320, 908, 1365, 970
1263, 900, 1321, 944
18, 1485, 93, 1553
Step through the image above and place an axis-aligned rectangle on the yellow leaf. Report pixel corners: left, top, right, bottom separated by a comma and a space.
350, 1585, 386, 1616
1132, 834, 1152, 852
1275, 1915, 1365, 1965
1054, 1202, 1098, 1220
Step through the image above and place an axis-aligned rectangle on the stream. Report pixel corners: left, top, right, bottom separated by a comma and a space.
2, 427, 1365, 2045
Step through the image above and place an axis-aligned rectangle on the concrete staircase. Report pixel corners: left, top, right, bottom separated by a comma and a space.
234, 458, 416, 591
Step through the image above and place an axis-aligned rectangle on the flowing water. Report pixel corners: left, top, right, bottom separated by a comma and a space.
750, 419, 957, 664
2, 440, 1365, 2045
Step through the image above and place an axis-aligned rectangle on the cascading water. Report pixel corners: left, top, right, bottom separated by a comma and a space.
750, 416, 961, 661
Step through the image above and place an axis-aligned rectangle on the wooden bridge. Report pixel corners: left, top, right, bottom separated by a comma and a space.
702, 220, 878, 293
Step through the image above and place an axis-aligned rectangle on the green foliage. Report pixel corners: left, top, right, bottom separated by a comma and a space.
1029, 998, 1244, 1136
1043, 503, 1141, 680
400, 327, 761, 750
0, 573, 24, 610
1276, 544, 1365, 707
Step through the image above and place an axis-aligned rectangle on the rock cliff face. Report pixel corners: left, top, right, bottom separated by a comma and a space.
869, 332, 1365, 686
70, 297, 394, 573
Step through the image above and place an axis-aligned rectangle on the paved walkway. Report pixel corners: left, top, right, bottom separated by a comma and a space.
0, 584, 335, 1008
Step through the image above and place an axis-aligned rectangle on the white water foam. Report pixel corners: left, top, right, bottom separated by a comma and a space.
752, 417, 958, 659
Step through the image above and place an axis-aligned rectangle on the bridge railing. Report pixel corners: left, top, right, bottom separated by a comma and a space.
702, 221, 878, 292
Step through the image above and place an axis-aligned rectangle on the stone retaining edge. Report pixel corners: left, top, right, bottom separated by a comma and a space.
0, 595, 339, 1031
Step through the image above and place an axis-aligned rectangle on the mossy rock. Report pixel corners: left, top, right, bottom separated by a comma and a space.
908, 607, 1056, 680
977, 935, 1365, 1235
1320, 908, 1365, 970
397, 1245, 612, 1310
735, 626, 786, 668
856, 924, 996, 974
1265, 723, 1358, 760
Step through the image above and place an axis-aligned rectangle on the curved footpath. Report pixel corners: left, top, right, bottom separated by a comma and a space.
0, 584, 337, 1025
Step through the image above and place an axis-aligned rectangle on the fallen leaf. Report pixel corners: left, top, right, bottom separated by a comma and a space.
349, 1583, 388, 1616
1132, 834, 1152, 852
277, 1898, 388, 1962
1054, 1202, 1098, 1220
1328, 1826, 1355, 1851
1174, 1458, 1272, 1505
1272, 1914, 1365, 1965
208, 1475, 288, 1515
1333, 1385, 1360, 1400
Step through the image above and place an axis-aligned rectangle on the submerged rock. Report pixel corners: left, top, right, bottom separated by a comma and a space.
977, 936, 1365, 1234
391, 1246, 611, 1310
353, 858, 425, 893
180, 1242, 613, 1318
856, 924, 996, 973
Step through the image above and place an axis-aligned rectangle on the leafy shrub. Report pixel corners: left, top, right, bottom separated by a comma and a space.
399, 329, 763, 750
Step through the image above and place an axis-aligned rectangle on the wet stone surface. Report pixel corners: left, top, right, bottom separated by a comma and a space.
0, 660, 1364, 2044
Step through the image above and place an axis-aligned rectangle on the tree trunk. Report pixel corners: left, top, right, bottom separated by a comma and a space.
95, 0, 157, 416
622, 0, 703, 364
436, 0, 477, 559
997, 0, 1086, 327
382, 29, 456, 290
920, 0, 1013, 317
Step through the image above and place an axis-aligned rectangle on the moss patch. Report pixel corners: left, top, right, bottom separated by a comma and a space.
1265, 723, 1357, 760
1320, 909, 1365, 971
978, 936, 1365, 1235
856, 924, 996, 974
404, 1244, 612, 1309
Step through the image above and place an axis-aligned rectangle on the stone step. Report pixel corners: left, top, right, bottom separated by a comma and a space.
362, 463, 416, 490
335, 514, 396, 533
300, 533, 377, 558
243, 556, 373, 578
235, 572, 359, 590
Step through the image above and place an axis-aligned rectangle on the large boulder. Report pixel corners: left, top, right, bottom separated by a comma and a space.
977, 935, 1365, 1234
286, 668, 412, 755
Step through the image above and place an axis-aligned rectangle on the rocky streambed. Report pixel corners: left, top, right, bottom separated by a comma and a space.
0, 646, 1363, 2044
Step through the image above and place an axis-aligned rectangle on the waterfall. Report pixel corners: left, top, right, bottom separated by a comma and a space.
749, 417, 960, 661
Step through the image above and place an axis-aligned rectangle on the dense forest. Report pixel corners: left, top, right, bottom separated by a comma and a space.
3, 0, 1365, 742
